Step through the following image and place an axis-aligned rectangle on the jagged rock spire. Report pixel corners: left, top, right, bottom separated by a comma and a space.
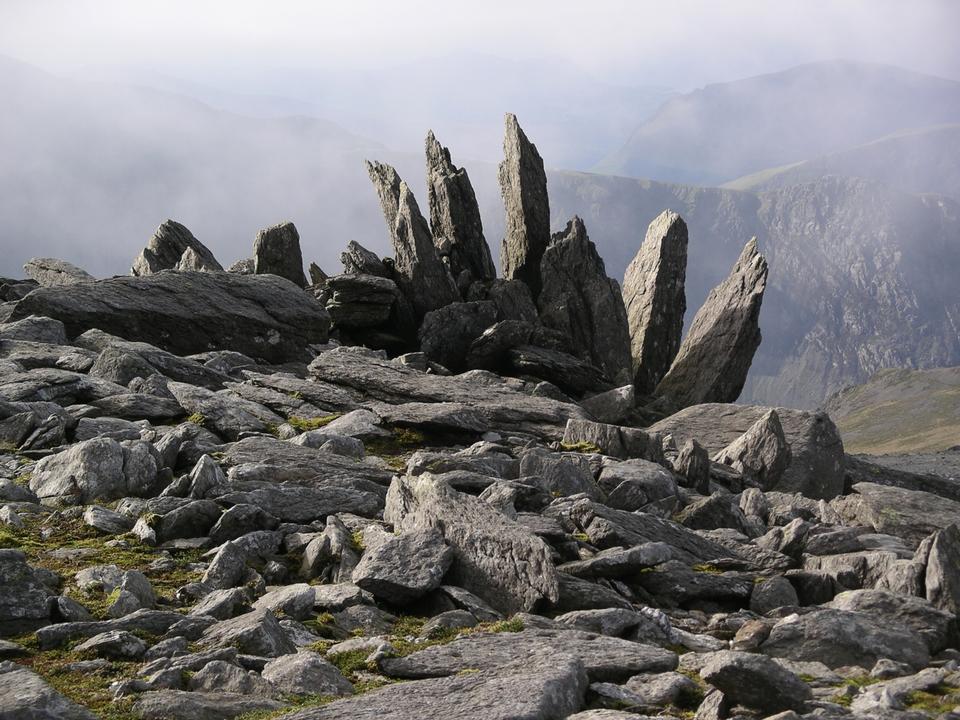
365, 160, 459, 317
498, 113, 550, 296
426, 131, 496, 284
538, 216, 633, 387
655, 238, 768, 409
253, 221, 307, 288
622, 210, 689, 394
131, 219, 223, 276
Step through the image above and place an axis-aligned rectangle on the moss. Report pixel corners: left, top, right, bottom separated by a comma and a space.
481, 617, 524, 634
559, 441, 603, 454
301, 613, 340, 639
234, 695, 340, 720
572, 532, 591, 543
391, 615, 427, 638
350, 531, 365, 551
798, 673, 817, 683
840, 675, 883, 689
904, 685, 960, 714
326, 649, 376, 676
0, 441, 19, 453
13, 472, 32, 486
830, 693, 853, 707
691, 563, 724, 575
287, 414, 341, 432
186, 412, 207, 427
364, 426, 427, 459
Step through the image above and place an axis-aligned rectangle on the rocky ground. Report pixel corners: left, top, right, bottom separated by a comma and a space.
1, 116, 959, 720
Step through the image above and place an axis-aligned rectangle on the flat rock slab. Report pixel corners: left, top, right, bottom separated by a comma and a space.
379, 627, 677, 682
281, 648, 586, 720
0, 661, 97, 720
849, 482, 960, 546
10, 271, 330, 364
132, 689, 282, 720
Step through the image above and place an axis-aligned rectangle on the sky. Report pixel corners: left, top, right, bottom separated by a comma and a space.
2, 0, 960, 92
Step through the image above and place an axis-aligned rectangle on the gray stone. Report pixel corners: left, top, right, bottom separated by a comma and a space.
82, 504, 134, 534
508, 345, 610, 396
498, 113, 550, 296
558, 543, 673, 580
580, 385, 635, 425
23, 257, 95, 286
202, 541, 249, 590
325, 274, 401, 328
426, 130, 496, 283
351, 528, 453, 604
675, 493, 747, 532
131, 220, 223, 276
199, 609, 296, 657
174, 244, 220, 272
0, 549, 53, 635
188, 659, 272, 695
0, 316, 66, 345
10, 271, 330, 364
385, 473, 559, 615
712, 409, 791, 490
673, 439, 711, 494
750, 576, 799, 614
252, 584, 317, 621
519, 448, 599, 499
262, 650, 354, 697
655, 238, 768, 409
923, 524, 960, 614
700, 650, 811, 714
35, 609, 187, 649
418, 301, 498, 372
340, 241, 389, 277
622, 210, 688, 394
74, 630, 146, 659
131, 689, 281, 720
538, 216, 632, 387
189, 588, 250, 621
562, 418, 663, 463
0, 662, 97, 719
366, 161, 459, 316
252, 221, 307, 287
598, 458, 677, 512
166, 382, 282, 441
847, 482, 960, 546
90, 392, 183, 422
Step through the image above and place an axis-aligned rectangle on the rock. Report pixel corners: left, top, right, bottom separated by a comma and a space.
90, 393, 184, 422
385, 473, 559, 615
351, 528, 453, 604
74, 629, 146, 659
325, 274, 402, 328
366, 161, 459, 316
0, 316, 66, 344
262, 651, 354, 697
166, 382, 281, 441
202, 541, 249, 590
252, 221, 307, 288
699, 650, 811, 714
655, 238, 768, 409
188, 659, 271, 695
131, 220, 223, 276
538, 216, 632, 386
621, 210, 688, 394
425, 131, 496, 283
380, 626, 676, 682
0, 662, 98, 719
23, 257, 95, 286
29, 437, 158, 504
189, 588, 250, 621
0, 549, 53, 635
498, 114, 550, 296
418, 301, 498, 372
340, 241, 389, 277
199, 609, 296, 657
508, 345, 610, 396
208, 504, 278, 545
675, 493, 747, 532
131, 689, 282, 720
925, 524, 960, 614
826, 589, 956, 654
759, 608, 930, 670
673, 439, 710, 494
562, 418, 663, 463
558, 543, 673, 580
846, 482, 960, 546
580, 385, 635, 425
519, 448, 599, 499
10, 271, 330, 364
750, 576, 799, 614
599, 458, 678, 512
35, 609, 184, 649
649, 403, 845, 500
174, 245, 219, 272
712, 409, 791, 490
252, 584, 317, 621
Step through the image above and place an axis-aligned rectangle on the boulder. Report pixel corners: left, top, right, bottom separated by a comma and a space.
649, 403, 845, 500
0, 550, 54, 636
0, 662, 98, 720
166, 382, 282, 441
22, 257, 95, 287
366, 161, 459, 316
252, 221, 307, 288
325, 274, 402, 329
846, 482, 960, 546
538, 216, 632, 386
655, 238, 767, 409
498, 113, 550, 296
351, 528, 453, 604
262, 651, 354, 697
0, 316, 66, 345
131, 690, 281, 720
418, 301, 498, 372
340, 240, 390, 277
712, 409, 791, 490
425, 130, 496, 283
673, 439, 710, 494
621, 210, 688, 394
924, 524, 960, 614
10, 271, 330, 364
199, 609, 296, 657
385, 473, 559, 615
826, 589, 956, 654
131, 220, 223, 276
562, 418, 663, 463
508, 345, 610, 396
700, 650, 811, 714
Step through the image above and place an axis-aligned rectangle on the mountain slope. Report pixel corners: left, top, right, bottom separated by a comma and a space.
596, 61, 960, 185
825, 366, 960, 454
723, 124, 960, 201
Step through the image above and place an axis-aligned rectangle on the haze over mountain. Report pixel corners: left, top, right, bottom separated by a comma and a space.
596, 61, 960, 185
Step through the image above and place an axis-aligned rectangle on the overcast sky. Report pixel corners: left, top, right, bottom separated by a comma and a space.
3, 0, 960, 91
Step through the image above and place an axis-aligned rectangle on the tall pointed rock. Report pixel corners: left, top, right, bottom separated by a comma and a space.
131, 220, 223, 276
538, 216, 633, 387
366, 160, 459, 317
426, 131, 496, 283
498, 113, 550, 296
655, 238, 768, 409
622, 210, 689, 394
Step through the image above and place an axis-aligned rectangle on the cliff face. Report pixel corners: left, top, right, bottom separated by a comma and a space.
542, 173, 960, 408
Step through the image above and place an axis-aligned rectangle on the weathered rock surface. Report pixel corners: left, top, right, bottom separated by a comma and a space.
425, 131, 496, 283
385, 473, 559, 615
844, 482, 960, 546
418, 301, 498, 372
0, 661, 98, 719
655, 238, 768, 409
131, 220, 223, 276
366, 161, 459, 316
700, 650, 811, 714
0, 551, 53, 635
538, 216, 633, 386
712, 409, 791, 490
622, 210, 688, 394
351, 528, 453, 604
499, 113, 550, 296
23, 258, 94, 287
10, 271, 330, 364
253, 221, 307, 288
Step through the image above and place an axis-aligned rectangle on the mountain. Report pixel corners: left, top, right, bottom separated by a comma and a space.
825, 366, 960, 454
2, 56, 959, 409
595, 61, 960, 185
723, 124, 960, 201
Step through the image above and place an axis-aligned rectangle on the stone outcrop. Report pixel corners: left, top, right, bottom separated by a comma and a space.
621, 210, 688, 394
366, 161, 459, 316
340, 241, 389, 277
498, 113, 550, 296
252, 221, 307, 288
712, 409, 792, 490
131, 220, 223, 276
655, 238, 767, 409
426, 131, 496, 284
23, 257, 95, 286
538, 216, 632, 387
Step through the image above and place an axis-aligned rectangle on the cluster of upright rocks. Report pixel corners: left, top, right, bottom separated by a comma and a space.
0, 115, 958, 720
